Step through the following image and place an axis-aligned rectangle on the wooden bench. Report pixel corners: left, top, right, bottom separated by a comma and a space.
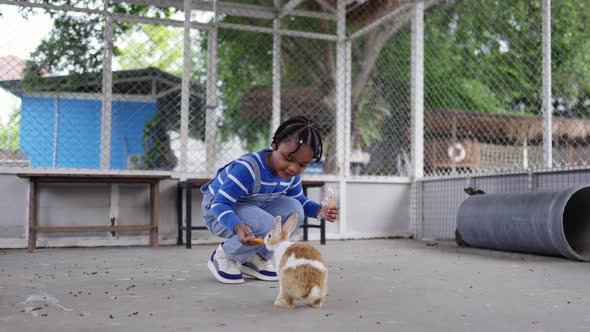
177, 179, 327, 248
18, 173, 170, 252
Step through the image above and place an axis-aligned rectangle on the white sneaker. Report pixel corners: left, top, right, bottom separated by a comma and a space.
240, 254, 278, 281
208, 244, 244, 284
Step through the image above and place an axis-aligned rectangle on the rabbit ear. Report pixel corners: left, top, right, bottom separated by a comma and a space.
282, 213, 299, 238
275, 216, 282, 232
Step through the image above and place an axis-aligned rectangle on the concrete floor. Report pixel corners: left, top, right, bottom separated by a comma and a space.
1, 239, 590, 332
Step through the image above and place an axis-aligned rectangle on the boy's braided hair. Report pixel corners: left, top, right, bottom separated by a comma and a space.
272, 116, 323, 162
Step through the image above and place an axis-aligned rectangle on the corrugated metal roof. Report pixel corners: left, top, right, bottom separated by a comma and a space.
0, 66, 204, 98
0, 56, 26, 81
426, 109, 590, 143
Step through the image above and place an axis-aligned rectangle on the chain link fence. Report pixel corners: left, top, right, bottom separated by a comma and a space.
423, 1, 545, 176
422, 0, 590, 178
350, 18, 412, 177
0, 1, 343, 177
1, 1, 590, 241
550, 1, 590, 169
348, 1, 414, 177
1, 1, 589, 178
415, 0, 590, 240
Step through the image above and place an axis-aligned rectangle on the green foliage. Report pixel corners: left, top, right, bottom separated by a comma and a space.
18, 1, 176, 91
415, 0, 590, 116
22, 13, 103, 92
8, 0, 590, 167
12, 2, 180, 169
201, 1, 333, 152
206, 28, 273, 151
551, 0, 590, 111
355, 83, 392, 148
141, 115, 177, 170
116, 24, 184, 75
0, 108, 20, 151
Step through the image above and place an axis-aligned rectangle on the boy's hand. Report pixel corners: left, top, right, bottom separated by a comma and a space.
234, 223, 257, 245
317, 205, 339, 222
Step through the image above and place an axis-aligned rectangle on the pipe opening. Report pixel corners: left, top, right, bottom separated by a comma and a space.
563, 187, 590, 260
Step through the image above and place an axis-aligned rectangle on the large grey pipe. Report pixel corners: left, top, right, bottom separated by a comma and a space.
456, 186, 590, 261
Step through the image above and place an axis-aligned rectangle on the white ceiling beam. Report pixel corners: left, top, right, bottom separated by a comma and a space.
313, 0, 336, 14
349, 3, 412, 40
279, 0, 306, 18
110, 0, 336, 21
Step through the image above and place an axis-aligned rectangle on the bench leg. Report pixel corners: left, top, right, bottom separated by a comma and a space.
302, 217, 309, 241
28, 181, 37, 252
177, 185, 183, 245
149, 182, 159, 247
320, 219, 326, 245
185, 185, 192, 249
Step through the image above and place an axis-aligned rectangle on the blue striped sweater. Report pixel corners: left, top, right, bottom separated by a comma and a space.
204, 149, 321, 232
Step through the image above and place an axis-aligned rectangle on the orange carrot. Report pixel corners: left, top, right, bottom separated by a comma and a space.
252, 237, 265, 244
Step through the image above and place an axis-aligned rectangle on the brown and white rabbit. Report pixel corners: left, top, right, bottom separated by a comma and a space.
263, 213, 328, 309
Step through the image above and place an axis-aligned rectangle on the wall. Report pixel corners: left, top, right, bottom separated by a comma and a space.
342, 182, 412, 238
418, 168, 590, 240
0, 175, 412, 248
0, 175, 28, 245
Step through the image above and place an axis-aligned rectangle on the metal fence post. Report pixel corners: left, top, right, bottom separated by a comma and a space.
343, 39, 352, 179
335, 0, 347, 234
206, 0, 219, 176
410, 1, 424, 238
179, 0, 192, 176
271, 0, 281, 142
542, 0, 552, 169
100, 4, 113, 170
411, 1, 424, 180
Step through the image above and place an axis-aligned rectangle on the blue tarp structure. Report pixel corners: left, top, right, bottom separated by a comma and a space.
0, 68, 205, 170
20, 97, 157, 169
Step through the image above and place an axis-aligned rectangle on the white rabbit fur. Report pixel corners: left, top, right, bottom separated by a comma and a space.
263, 213, 328, 309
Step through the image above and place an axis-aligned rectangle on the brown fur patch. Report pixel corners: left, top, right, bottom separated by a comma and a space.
278, 243, 328, 301
282, 243, 325, 264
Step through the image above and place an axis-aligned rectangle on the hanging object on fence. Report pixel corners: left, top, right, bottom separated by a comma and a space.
447, 142, 467, 163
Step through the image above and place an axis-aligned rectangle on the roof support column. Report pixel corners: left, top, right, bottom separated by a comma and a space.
411, 1, 424, 179
410, 1, 425, 240
205, 0, 219, 176
179, 0, 192, 177
542, 0, 552, 168
343, 39, 351, 179
270, 0, 281, 142
100, 4, 113, 170
336, 0, 347, 234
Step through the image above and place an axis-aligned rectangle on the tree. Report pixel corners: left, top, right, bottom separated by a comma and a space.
116, 24, 185, 75
8, 2, 181, 170
16, 1, 176, 90
209, 0, 442, 173
368, 0, 590, 174
9, 0, 444, 173
0, 108, 20, 151
413, 0, 590, 116
115, 24, 209, 170
10, 0, 590, 174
